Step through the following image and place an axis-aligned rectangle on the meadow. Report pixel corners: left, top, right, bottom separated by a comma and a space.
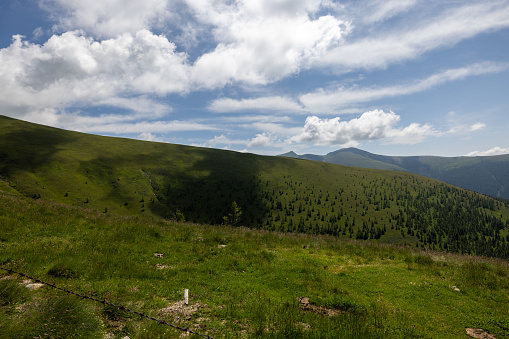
1, 115, 509, 259
1, 193, 508, 338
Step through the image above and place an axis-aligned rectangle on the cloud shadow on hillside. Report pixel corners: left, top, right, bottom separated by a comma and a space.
78, 144, 271, 226
0, 121, 73, 176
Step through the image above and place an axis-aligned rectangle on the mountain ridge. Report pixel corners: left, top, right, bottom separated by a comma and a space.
280, 147, 509, 199
1, 115, 509, 259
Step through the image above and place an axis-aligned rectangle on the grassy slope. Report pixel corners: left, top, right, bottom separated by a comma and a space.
286, 147, 509, 199
1, 115, 509, 259
1, 193, 509, 338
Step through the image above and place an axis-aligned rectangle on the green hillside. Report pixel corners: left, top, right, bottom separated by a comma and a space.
1, 115, 509, 259
1, 193, 508, 338
283, 147, 509, 199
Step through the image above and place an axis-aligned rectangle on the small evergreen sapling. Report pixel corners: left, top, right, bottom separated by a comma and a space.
223, 201, 242, 225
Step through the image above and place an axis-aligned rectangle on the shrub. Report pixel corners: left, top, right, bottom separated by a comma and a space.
47, 262, 78, 279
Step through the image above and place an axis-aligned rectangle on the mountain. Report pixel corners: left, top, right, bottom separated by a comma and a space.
1, 115, 509, 258
281, 147, 509, 200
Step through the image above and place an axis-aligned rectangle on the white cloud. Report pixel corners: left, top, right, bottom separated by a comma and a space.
32, 27, 45, 40
247, 133, 277, 148
217, 115, 292, 123
138, 132, 161, 142
208, 134, 233, 146
466, 147, 509, 156
187, 0, 348, 87
204, 131, 284, 150
249, 122, 302, 136
320, 1, 509, 71
209, 62, 509, 116
203, 134, 248, 149
2, 0, 507, 152
75, 120, 216, 134
0, 30, 189, 126
209, 96, 303, 113
470, 122, 486, 131
300, 62, 509, 113
290, 110, 436, 146
42, 0, 171, 38
360, 0, 418, 24
34, 0, 509, 92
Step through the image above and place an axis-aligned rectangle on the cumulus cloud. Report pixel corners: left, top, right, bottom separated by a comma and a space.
466, 147, 509, 156
41, 0, 509, 78
187, 0, 348, 87
0, 30, 190, 126
204, 131, 285, 150
0, 0, 349, 125
290, 110, 435, 146
42, 0, 171, 38
2, 0, 508, 150
247, 133, 277, 148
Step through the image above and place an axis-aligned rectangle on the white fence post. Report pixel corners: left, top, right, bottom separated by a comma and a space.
184, 289, 189, 305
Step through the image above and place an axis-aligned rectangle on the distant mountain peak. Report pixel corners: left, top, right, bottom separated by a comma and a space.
327, 147, 370, 156
279, 151, 300, 158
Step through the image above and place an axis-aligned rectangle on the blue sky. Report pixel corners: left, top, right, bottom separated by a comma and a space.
0, 0, 508, 157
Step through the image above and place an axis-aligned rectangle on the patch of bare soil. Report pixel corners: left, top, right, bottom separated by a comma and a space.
297, 297, 344, 316
158, 300, 209, 322
466, 328, 496, 339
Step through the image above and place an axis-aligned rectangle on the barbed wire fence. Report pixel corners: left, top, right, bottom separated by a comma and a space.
1, 267, 214, 339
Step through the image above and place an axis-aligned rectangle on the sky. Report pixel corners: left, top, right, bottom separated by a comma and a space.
0, 0, 508, 157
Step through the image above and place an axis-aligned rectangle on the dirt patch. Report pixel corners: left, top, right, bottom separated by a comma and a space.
297, 297, 344, 316
158, 301, 209, 321
466, 328, 496, 339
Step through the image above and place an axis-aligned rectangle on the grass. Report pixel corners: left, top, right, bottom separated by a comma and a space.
1, 115, 509, 259
1, 193, 508, 338
1, 115, 509, 337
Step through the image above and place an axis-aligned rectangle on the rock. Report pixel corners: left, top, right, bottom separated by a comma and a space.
297, 296, 344, 316
466, 328, 496, 339
25, 283, 44, 289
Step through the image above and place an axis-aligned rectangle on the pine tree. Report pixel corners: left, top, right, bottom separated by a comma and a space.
223, 201, 242, 225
